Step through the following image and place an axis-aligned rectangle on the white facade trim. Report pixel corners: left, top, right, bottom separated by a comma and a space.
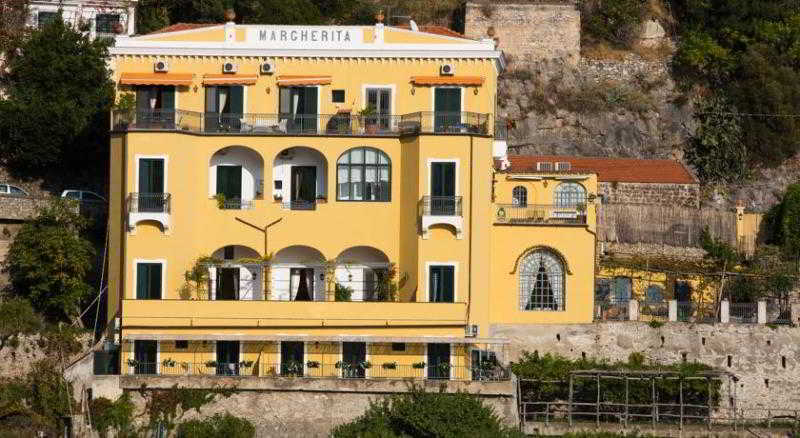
360, 84, 397, 116
130, 154, 170, 233
132, 258, 167, 300
422, 158, 463, 240
424, 261, 459, 303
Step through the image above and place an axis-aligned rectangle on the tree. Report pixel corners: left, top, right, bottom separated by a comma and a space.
0, 0, 30, 68
4, 200, 95, 322
0, 299, 41, 352
685, 97, 749, 184
0, 14, 113, 172
331, 387, 525, 438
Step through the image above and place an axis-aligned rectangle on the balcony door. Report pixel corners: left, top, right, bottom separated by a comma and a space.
216, 165, 242, 208
133, 340, 157, 375
342, 342, 367, 379
205, 85, 243, 132
427, 343, 450, 380
290, 268, 314, 301
434, 88, 461, 132
430, 162, 456, 215
216, 268, 240, 300
216, 341, 240, 376
366, 87, 392, 131
136, 86, 175, 128
280, 86, 318, 133
429, 265, 454, 303
138, 158, 164, 212
290, 166, 316, 209
280, 341, 304, 376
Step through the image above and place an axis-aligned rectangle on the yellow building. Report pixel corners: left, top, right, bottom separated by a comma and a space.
106, 19, 598, 381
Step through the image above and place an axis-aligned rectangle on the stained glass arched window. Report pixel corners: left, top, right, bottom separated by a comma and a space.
512, 186, 527, 206
519, 249, 565, 311
554, 182, 586, 207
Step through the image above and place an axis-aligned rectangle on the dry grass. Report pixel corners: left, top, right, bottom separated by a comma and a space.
581, 42, 631, 61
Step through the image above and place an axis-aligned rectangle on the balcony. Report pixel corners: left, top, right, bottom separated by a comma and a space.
494, 204, 588, 226
420, 196, 464, 239
121, 299, 467, 328
127, 193, 171, 232
111, 110, 492, 137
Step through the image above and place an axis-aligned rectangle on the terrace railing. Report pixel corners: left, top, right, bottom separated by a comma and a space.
127, 193, 171, 214
420, 196, 463, 216
495, 204, 588, 225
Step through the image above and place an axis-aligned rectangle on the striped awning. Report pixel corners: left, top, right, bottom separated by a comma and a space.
411, 76, 485, 86
277, 75, 332, 86
202, 74, 258, 85
119, 72, 194, 86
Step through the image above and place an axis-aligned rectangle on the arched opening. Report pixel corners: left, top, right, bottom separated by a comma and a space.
336, 147, 391, 202
335, 246, 391, 301
209, 146, 264, 209
271, 245, 326, 301
554, 182, 587, 207
512, 186, 528, 206
272, 147, 328, 210
208, 245, 262, 301
519, 249, 566, 311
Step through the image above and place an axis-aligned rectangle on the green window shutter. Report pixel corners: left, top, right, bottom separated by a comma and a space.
442, 266, 454, 302
136, 264, 149, 299
161, 86, 175, 110
229, 86, 244, 115
205, 86, 217, 113
149, 263, 162, 299
136, 87, 151, 112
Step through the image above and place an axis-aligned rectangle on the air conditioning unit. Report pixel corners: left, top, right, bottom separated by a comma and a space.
537, 162, 554, 171
260, 61, 276, 75
222, 62, 238, 73
555, 162, 571, 171
440, 63, 455, 75
154, 60, 169, 72
465, 324, 479, 337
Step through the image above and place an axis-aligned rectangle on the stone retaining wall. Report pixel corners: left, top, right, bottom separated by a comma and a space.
599, 182, 700, 208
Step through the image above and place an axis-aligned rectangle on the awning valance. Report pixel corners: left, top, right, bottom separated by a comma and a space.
411, 76, 484, 86
277, 75, 332, 86
202, 74, 258, 85
119, 72, 194, 86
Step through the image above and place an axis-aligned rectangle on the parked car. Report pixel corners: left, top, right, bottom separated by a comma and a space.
0, 184, 29, 197
61, 190, 107, 203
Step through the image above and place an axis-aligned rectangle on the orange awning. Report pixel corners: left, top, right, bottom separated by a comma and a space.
411, 76, 485, 86
202, 74, 258, 85
119, 72, 194, 86
277, 75, 332, 86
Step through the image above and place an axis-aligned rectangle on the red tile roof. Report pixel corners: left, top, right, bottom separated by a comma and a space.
146, 23, 219, 35
504, 155, 697, 184
392, 25, 470, 39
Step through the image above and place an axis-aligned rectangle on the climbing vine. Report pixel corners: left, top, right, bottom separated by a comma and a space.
138, 384, 235, 434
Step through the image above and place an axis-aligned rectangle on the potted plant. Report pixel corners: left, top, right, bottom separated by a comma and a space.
361, 361, 372, 370
114, 93, 136, 129
112, 21, 124, 34
359, 105, 379, 135
78, 18, 91, 32
162, 358, 177, 368
316, 194, 327, 203
382, 362, 397, 370
224, 1, 236, 22
306, 360, 320, 369
412, 361, 426, 369
239, 360, 254, 369
273, 193, 283, 203
335, 283, 353, 302
127, 358, 139, 368
205, 360, 218, 368
215, 193, 226, 209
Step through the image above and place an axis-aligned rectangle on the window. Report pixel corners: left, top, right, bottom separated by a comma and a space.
612, 277, 632, 302
332, 89, 345, 103
391, 342, 406, 352
38, 11, 58, 29
429, 265, 455, 303
646, 285, 665, 302
136, 262, 162, 299
205, 86, 244, 132
95, 14, 120, 34
536, 162, 553, 171
519, 249, 565, 311
133, 340, 157, 375
366, 87, 392, 130
223, 246, 235, 260
512, 186, 527, 206
175, 341, 188, 349
279, 86, 318, 133
337, 147, 390, 201
554, 182, 586, 207
136, 86, 176, 128
8, 185, 26, 196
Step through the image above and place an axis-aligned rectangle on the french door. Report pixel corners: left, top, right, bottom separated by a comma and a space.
427, 343, 451, 380
205, 86, 244, 132
430, 162, 456, 215
216, 165, 242, 208
342, 342, 367, 379
216, 341, 240, 376
138, 158, 164, 212
434, 88, 461, 132
280, 86, 318, 133
291, 166, 317, 209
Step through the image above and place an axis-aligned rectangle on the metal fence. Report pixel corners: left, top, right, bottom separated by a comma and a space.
639, 300, 669, 321
398, 111, 490, 135
767, 301, 792, 325
420, 196, 463, 216
729, 302, 758, 324
597, 204, 737, 248
127, 192, 171, 213
495, 204, 588, 225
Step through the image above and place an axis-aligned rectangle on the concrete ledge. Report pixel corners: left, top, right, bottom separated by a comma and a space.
120, 375, 514, 396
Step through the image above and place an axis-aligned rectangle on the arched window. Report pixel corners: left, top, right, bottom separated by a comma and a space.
337, 147, 390, 201
512, 186, 527, 206
646, 285, 665, 302
519, 249, 565, 311
554, 182, 586, 207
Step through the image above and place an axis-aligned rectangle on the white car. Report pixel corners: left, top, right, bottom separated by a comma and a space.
0, 183, 29, 197
61, 190, 107, 203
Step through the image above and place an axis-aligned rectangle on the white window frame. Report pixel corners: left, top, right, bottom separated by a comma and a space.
361, 84, 396, 127
425, 261, 458, 303
132, 258, 166, 300
426, 158, 460, 197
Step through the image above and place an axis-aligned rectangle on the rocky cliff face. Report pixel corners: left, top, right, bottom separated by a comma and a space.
497, 57, 800, 212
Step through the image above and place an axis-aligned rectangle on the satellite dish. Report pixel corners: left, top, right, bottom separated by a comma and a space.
409, 20, 419, 32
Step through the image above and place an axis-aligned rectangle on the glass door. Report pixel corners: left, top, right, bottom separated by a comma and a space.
216, 341, 240, 376
342, 342, 367, 379
216, 268, 240, 300
430, 162, 456, 215
366, 87, 392, 132
427, 343, 450, 380
280, 86, 318, 134
205, 86, 244, 132
429, 265, 454, 303
138, 158, 164, 212
290, 166, 317, 209
434, 88, 461, 132
216, 165, 242, 209
133, 340, 157, 375
280, 341, 304, 376
135, 86, 175, 128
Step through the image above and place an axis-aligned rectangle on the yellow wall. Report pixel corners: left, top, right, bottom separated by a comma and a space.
597, 265, 719, 305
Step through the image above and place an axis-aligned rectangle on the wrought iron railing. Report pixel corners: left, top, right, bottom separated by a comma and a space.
639, 300, 669, 321
112, 109, 490, 137
218, 198, 253, 210
420, 196, 463, 216
495, 204, 588, 225
729, 302, 758, 324
767, 301, 791, 324
127, 193, 171, 213
282, 200, 316, 210
494, 119, 509, 140
125, 361, 509, 381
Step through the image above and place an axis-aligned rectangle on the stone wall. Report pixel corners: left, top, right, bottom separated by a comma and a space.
464, 2, 580, 65
120, 376, 516, 437
599, 182, 700, 208
492, 322, 800, 412
0, 194, 49, 221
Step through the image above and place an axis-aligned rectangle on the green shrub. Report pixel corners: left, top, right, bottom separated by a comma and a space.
331, 386, 524, 438
580, 0, 647, 48
685, 97, 749, 184
90, 394, 136, 438
334, 283, 353, 301
176, 413, 255, 438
